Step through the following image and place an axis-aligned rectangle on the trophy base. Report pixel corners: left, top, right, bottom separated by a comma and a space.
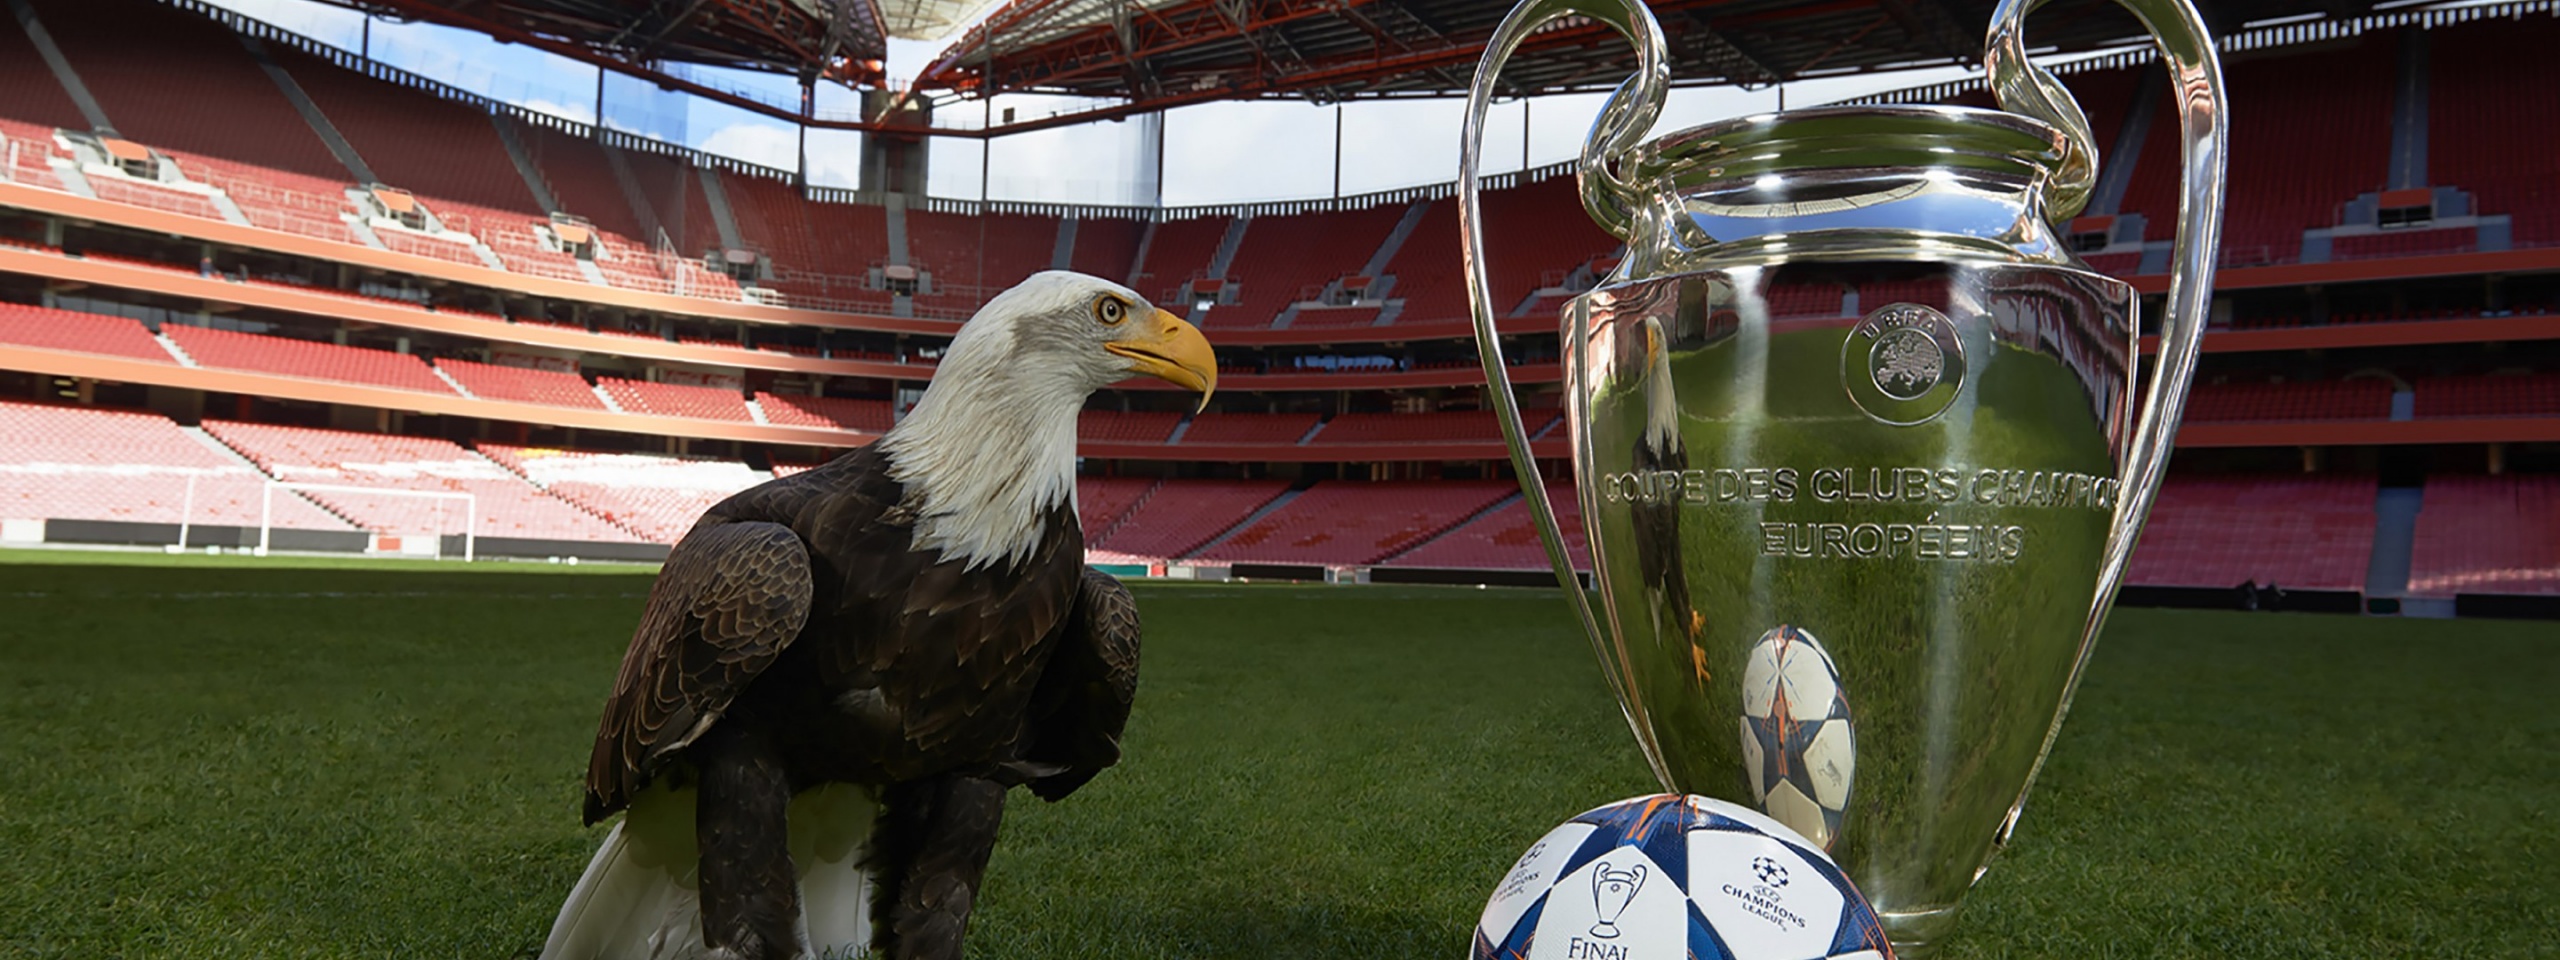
1878, 905, 1965, 959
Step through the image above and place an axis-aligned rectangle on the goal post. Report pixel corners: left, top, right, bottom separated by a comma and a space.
258, 481, 476, 561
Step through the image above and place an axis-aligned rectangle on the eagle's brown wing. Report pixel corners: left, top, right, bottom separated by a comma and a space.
583, 520, 812, 824
1022, 566, 1142, 802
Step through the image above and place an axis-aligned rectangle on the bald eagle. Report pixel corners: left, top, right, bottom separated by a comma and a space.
539, 272, 1216, 960
1625, 316, 1706, 666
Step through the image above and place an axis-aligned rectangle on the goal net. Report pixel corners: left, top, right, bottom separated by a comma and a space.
257, 481, 477, 561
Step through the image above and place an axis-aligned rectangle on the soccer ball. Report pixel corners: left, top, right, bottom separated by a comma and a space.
1738, 625, 1856, 849
1472, 794, 1893, 960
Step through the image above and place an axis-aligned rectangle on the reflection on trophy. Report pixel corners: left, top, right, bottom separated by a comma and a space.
1460, 0, 2227, 954
1587, 860, 1647, 938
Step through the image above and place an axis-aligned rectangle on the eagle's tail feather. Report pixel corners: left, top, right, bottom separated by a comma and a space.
540, 783, 880, 960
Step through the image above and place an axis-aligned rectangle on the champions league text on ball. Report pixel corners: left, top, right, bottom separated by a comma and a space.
1461, 0, 2227, 953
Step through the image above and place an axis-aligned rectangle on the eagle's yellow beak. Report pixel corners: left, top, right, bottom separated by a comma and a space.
1107, 309, 1217, 411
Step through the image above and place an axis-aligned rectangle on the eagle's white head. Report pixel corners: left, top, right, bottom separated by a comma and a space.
880, 270, 1216, 569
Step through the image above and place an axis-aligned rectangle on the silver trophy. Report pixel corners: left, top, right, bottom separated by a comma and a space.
1461, 0, 2227, 954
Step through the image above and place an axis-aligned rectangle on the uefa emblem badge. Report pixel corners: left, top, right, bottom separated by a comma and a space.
1841, 303, 1966, 426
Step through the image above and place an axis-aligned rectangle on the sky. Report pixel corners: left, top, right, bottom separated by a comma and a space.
205, 0, 2015, 208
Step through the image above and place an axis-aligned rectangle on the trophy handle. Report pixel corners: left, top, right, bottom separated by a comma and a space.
1986, 0, 2226, 837
1461, 0, 1674, 787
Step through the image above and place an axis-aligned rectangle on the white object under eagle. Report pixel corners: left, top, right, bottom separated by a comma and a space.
539, 271, 1215, 960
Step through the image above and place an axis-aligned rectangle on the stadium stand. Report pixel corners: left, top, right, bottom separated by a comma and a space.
2412, 373, 2560, 419
1071, 216, 1145, 284
2408, 474, 2560, 596
756, 392, 893, 431
520, 124, 649, 242
1181, 412, 1320, 445
2124, 474, 2377, 591
722, 171, 825, 275
1136, 216, 1230, 308
1315, 410, 1555, 445
1078, 410, 1182, 444
279, 49, 541, 216
596, 376, 751, 421
163, 324, 457, 394
0, 302, 180, 363
1384, 482, 1590, 571
201, 418, 637, 541
1076, 475, 1157, 538
908, 210, 1059, 311
476, 444, 764, 544
0, 400, 347, 529
2430, 19, 2560, 248
1195, 480, 1515, 566
433, 357, 603, 409
0, 19, 86, 134
1219, 205, 1404, 327
1088, 478, 1290, 559
33, 0, 347, 188
2181, 379, 2393, 422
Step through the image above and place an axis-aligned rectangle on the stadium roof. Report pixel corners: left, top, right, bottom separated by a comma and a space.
350, 0, 2399, 135
911, 0, 2385, 109
352, 0, 889, 81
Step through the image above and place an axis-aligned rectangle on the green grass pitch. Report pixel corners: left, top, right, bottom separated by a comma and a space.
0, 550, 2553, 958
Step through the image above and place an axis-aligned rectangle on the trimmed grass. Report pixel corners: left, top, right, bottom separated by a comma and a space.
0, 559, 2552, 958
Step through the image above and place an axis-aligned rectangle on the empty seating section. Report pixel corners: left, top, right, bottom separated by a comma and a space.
374, 226, 487, 267
1088, 479, 1288, 559
281, 50, 540, 215
1764, 282, 1846, 318
596, 377, 750, 421
165, 323, 455, 393
175, 152, 356, 241
36, 0, 348, 186
1182, 412, 1318, 445
1390, 180, 1621, 326
1220, 205, 1403, 327
1196, 481, 1514, 566
1288, 305, 1381, 328
722, 172, 823, 275
1316, 410, 1554, 445
801, 201, 889, 277
1078, 410, 1181, 444
83, 175, 226, 221
2411, 373, 2560, 419
2330, 228, 2474, 260
1076, 476, 1157, 537
0, 302, 176, 362
479, 444, 765, 544
0, 20, 85, 133
203, 419, 636, 541
1137, 216, 1229, 305
2183, 379, 2392, 421
0, 119, 67, 192
522, 125, 649, 241
1386, 483, 1591, 571
757, 393, 892, 431
2408, 474, 2560, 595
1070, 216, 1145, 283
908, 211, 1058, 309
2127, 39, 2394, 263
2125, 474, 2375, 590
2430, 20, 2560, 247
0, 400, 346, 529
434, 357, 603, 409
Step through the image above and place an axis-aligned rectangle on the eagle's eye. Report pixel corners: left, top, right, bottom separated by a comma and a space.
1094, 297, 1129, 326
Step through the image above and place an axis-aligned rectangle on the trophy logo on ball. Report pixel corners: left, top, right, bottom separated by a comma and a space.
1459, 0, 2228, 954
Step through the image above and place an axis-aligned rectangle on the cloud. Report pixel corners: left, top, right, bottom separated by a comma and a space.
696, 122, 800, 172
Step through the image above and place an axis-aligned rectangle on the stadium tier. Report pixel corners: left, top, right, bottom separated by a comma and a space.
1195, 480, 1516, 566
0, 302, 178, 363
2182, 380, 2395, 422
434, 357, 605, 409
1087, 479, 1292, 559
2409, 474, 2560, 596
757, 393, 894, 432
0, 399, 345, 530
2123, 475, 2379, 592
596, 377, 751, 421
1381, 482, 1591, 572
477, 444, 766, 544
164, 324, 455, 394
1077, 410, 1182, 444
1180, 412, 1321, 445
204, 419, 641, 542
